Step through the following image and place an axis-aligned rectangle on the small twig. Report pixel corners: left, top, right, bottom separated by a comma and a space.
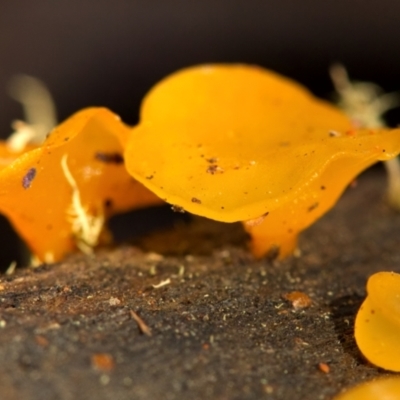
152, 278, 171, 289
130, 310, 152, 336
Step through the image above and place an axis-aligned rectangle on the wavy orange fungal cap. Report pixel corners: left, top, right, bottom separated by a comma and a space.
355, 271, 400, 371
334, 377, 400, 400
124, 64, 400, 258
0, 107, 160, 262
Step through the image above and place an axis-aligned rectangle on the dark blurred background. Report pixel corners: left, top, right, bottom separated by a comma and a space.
0, 0, 399, 268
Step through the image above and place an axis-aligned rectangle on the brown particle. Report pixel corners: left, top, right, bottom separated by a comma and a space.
318, 363, 330, 374
371, 309, 375, 314
320, 185, 326, 190
206, 157, 218, 163
35, 335, 49, 347
349, 179, 358, 188
283, 291, 312, 309
146, 175, 154, 180
91, 353, 115, 372
191, 197, 202, 204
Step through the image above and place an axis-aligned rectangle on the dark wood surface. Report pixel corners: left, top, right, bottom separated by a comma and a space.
0, 168, 398, 400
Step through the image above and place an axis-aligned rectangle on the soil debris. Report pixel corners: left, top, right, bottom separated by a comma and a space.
130, 310, 152, 337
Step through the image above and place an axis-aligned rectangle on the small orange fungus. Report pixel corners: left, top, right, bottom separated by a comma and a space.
283, 291, 312, 309
355, 271, 400, 371
334, 377, 400, 400
0, 107, 160, 262
124, 64, 400, 258
91, 353, 115, 372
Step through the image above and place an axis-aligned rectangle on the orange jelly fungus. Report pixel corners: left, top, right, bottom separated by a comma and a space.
355, 271, 400, 371
124, 64, 400, 258
334, 377, 400, 400
0, 107, 160, 262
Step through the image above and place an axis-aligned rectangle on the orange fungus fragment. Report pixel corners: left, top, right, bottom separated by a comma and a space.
0, 107, 160, 262
333, 377, 400, 400
355, 271, 400, 371
124, 64, 400, 258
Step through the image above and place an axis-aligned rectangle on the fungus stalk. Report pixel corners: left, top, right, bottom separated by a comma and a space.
61, 154, 104, 254
330, 64, 400, 210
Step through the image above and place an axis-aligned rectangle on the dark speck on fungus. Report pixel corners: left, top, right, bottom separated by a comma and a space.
191, 197, 202, 204
22, 167, 36, 189
104, 199, 113, 208
95, 152, 124, 164
206, 165, 224, 174
307, 202, 319, 212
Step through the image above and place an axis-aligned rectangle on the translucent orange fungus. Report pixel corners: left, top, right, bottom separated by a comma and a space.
355, 271, 400, 371
124, 64, 400, 258
334, 377, 400, 400
0, 107, 160, 262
